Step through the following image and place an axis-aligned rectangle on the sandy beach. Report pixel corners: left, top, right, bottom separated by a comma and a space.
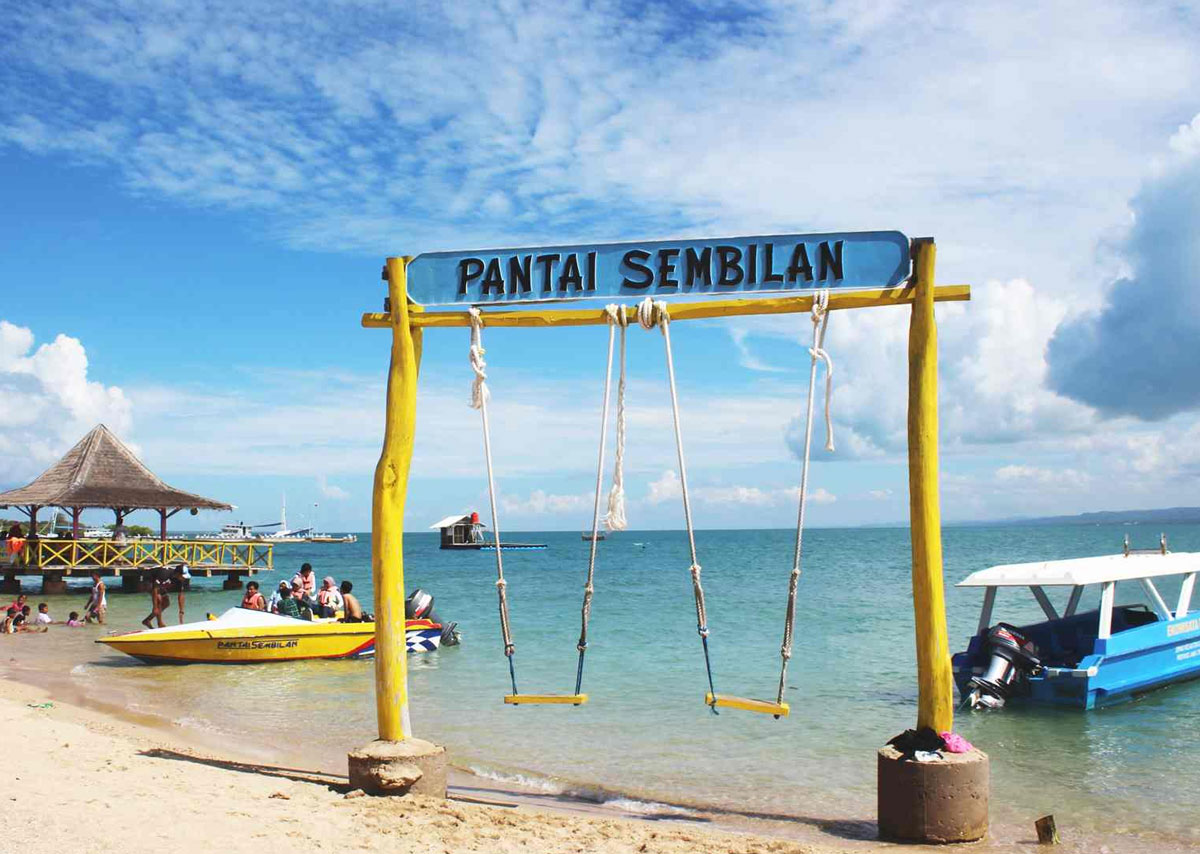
4, 665, 1162, 854
0, 676, 844, 854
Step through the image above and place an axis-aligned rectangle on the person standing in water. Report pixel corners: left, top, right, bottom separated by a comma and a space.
142, 577, 167, 629
84, 572, 106, 624
171, 564, 188, 623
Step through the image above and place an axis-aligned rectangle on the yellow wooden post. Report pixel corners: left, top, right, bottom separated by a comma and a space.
373, 256, 423, 741
907, 237, 953, 733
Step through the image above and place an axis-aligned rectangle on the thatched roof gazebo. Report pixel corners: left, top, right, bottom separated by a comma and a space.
0, 424, 231, 539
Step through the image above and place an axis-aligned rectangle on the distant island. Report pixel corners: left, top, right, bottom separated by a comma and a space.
972, 506, 1200, 527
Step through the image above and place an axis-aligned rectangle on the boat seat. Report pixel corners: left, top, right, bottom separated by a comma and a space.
705, 693, 790, 717
504, 693, 588, 706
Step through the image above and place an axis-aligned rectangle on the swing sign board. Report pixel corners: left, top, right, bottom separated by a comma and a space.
404, 230, 911, 306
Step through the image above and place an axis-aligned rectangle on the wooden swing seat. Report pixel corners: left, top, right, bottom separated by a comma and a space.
504, 693, 589, 706
705, 692, 790, 717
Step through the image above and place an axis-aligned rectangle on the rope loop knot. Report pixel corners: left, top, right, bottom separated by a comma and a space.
468, 307, 490, 410
636, 297, 669, 331
808, 290, 835, 452
603, 303, 629, 328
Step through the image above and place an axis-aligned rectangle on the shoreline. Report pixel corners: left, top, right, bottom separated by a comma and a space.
0, 675, 858, 854
4, 658, 1179, 854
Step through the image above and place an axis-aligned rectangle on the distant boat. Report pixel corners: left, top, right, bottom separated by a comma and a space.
306, 534, 358, 544
582, 529, 607, 541
257, 496, 312, 541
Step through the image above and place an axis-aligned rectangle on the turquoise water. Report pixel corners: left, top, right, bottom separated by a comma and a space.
10, 523, 1200, 844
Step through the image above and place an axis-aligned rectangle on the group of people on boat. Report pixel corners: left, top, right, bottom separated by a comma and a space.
239, 562, 366, 622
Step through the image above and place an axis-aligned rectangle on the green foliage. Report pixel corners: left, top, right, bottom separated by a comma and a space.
105, 523, 156, 537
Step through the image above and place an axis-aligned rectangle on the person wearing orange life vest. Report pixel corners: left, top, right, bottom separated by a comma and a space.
5, 523, 25, 566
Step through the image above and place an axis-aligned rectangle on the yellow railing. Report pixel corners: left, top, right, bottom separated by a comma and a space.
22, 539, 273, 574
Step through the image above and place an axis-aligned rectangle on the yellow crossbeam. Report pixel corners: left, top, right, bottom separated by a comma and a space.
362, 285, 970, 330
705, 693, 790, 717
504, 693, 589, 706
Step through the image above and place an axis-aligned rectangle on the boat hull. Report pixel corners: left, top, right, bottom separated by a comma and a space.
954, 612, 1200, 710
98, 618, 442, 664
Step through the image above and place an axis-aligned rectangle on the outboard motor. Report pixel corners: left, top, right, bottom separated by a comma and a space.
405, 588, 460, 647
967, 624, 1041, 709
405, 588, 434, 620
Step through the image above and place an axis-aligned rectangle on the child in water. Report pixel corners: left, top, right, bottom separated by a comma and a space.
66, 611, 84, 627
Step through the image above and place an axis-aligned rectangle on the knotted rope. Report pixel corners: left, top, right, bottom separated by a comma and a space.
775, 290, 835, 708
637, 297, 718, 712
574, 305, 626, 693
468, 307, 518, 694
604, 304, 629, 532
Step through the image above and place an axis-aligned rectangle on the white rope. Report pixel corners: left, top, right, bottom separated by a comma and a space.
468, 308, 514, 659
469, 307, 490, 411
603, 304, 628, 532
637, 297, 707, 634
809, 290, 835, 452
578, 308, 620, 653
776, 289, 835, 704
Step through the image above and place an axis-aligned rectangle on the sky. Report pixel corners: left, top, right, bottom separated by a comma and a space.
2, 0, 1200, 533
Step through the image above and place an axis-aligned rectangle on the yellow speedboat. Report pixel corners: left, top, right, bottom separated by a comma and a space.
97, 607, 445, 664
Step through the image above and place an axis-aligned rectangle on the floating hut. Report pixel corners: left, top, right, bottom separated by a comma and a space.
429, 512, 546, 551
430, 513, 485, 549
0, 424, 271, 593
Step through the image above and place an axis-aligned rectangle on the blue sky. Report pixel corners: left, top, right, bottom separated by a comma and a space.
2, 0, 1200, 532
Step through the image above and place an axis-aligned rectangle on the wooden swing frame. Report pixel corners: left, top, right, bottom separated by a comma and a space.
362, 237, 966, 739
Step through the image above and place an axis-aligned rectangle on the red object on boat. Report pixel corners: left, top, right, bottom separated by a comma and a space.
470, 511, 479, 524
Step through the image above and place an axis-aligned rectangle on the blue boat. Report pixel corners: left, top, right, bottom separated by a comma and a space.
952, 541, 1200, 710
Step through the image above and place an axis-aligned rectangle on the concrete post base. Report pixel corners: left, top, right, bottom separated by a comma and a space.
222, 575, 243, 590
0, 574, 20, 594
348, 738, 447, 797
878, 745, 988, 843
41, 573, 67, 595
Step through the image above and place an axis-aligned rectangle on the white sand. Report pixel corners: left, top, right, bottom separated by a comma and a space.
1, 679, 850, 854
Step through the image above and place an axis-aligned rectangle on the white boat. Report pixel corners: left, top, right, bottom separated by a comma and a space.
257, 497, 312, 541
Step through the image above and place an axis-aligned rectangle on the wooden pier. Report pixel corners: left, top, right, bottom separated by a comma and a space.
2, 538, 273, 594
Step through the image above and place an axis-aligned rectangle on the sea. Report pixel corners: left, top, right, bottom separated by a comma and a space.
6, 522, 1200, 848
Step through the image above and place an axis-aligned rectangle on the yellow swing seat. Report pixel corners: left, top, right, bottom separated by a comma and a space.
504, 693, 589, 706
705, 692, 790, 717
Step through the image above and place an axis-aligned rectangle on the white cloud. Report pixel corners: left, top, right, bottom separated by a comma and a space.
499, 489, 590, 516
0, 320, 132, 485
645, 470, 682, 505
995, 465, 1091, 490
645, 470, 834, 508
1048, 116, 1200, 418
867, 489, 893, 500
317, 475, 349, 501
5, 2, 1200, 525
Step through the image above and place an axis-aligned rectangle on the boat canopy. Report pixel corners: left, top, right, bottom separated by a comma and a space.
958, 551, 1200, 588
428, 514, 485, 530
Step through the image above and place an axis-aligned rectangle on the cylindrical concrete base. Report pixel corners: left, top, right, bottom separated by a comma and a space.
222, 575, 243, 590
878, 745, 988, 843
348, 738, 447, 797
0, 575, 20, 594
41, 573, 67, 595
